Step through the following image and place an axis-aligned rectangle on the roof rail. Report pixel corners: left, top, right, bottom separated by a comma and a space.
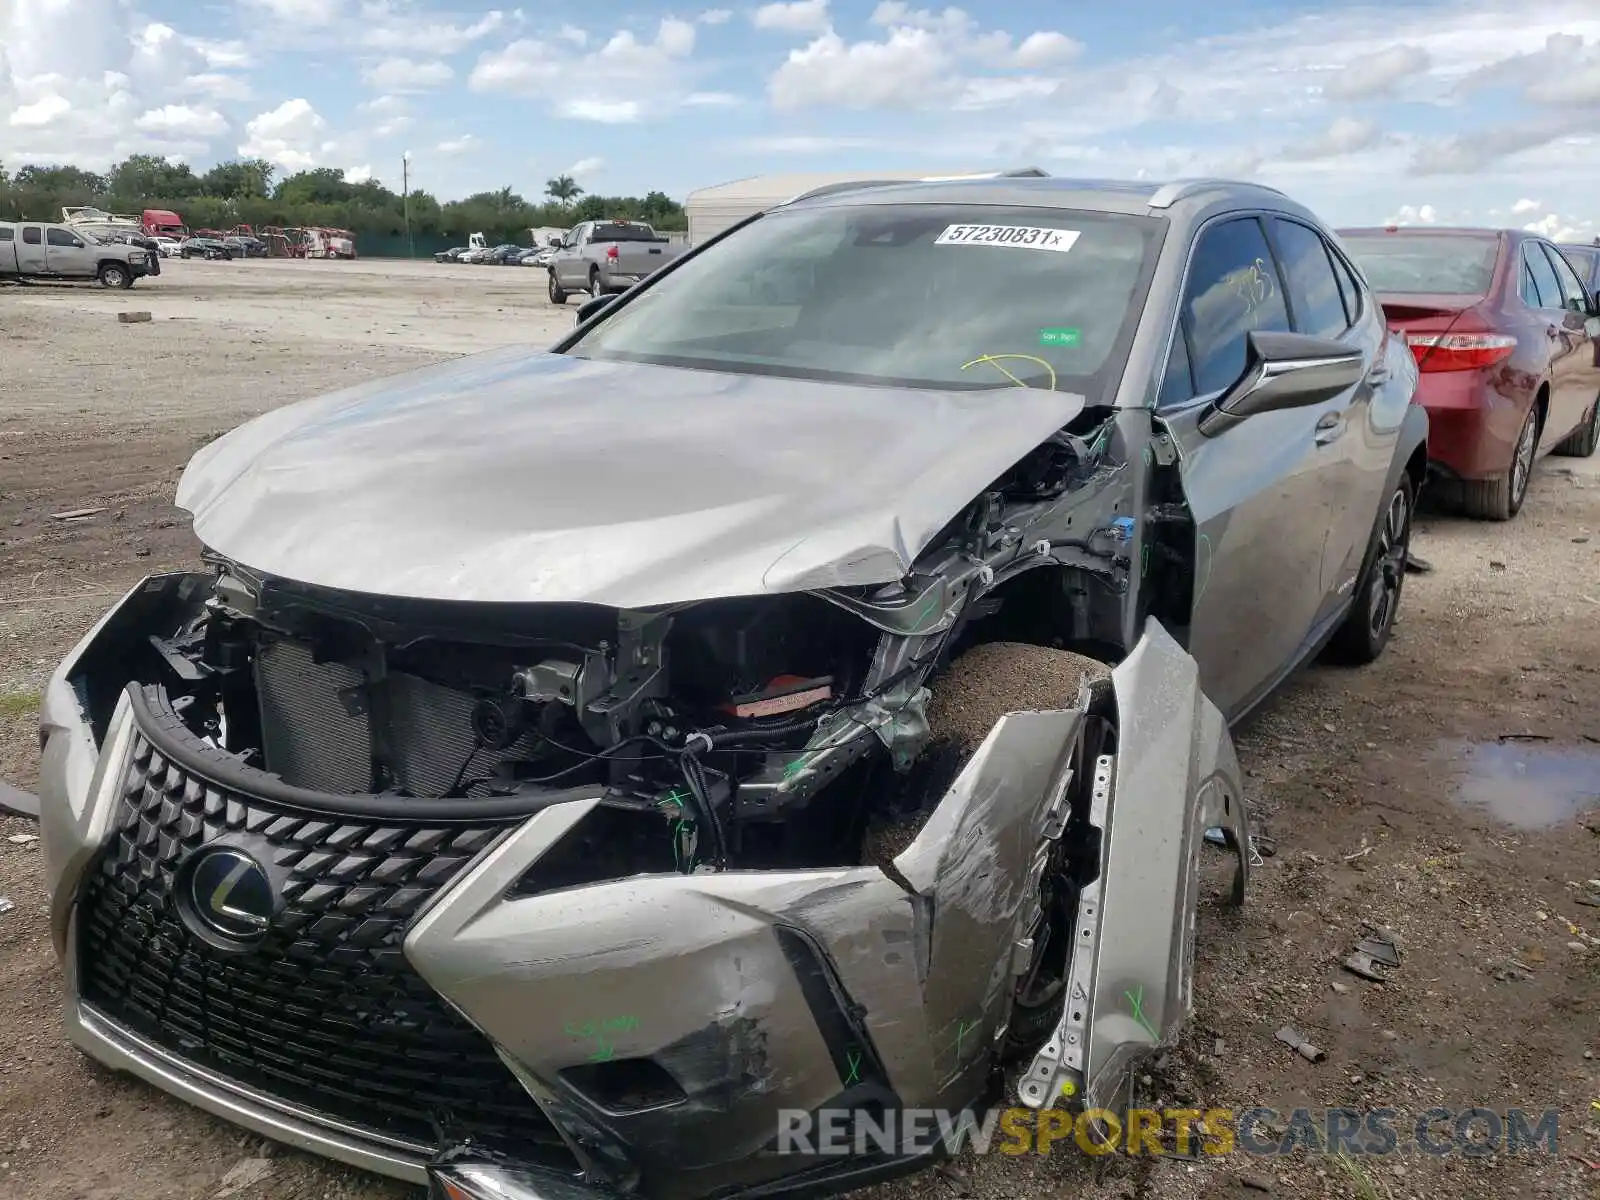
782, 166, 1050, 207
1147, 178, 1289, 209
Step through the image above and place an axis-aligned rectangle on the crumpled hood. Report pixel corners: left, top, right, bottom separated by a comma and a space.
176, 348, 1085, 606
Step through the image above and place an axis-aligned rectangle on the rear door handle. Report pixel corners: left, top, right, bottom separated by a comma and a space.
1314, 412, 1345, 445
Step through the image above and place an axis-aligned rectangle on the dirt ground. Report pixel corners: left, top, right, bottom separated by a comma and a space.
2, 260, 1597, 1200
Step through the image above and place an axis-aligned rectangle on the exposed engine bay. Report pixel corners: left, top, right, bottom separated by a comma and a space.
132, 409, 1140, 878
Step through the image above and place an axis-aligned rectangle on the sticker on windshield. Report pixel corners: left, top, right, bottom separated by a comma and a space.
934, 224, 1080, 252
1039, 327, 1081, 347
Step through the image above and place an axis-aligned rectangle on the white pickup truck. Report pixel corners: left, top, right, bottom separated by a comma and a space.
546, 219, 683, 303
0, 220, 155, 288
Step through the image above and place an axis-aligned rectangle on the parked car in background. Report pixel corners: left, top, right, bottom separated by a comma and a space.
180, 236, 233, 260
0, 220, 155, 287
434, 246, 470, 262
153, 236, 181, 259
1558, 240, 1600, 295
480, 243, 524, 265
547, 219, 684, 302
222, 235, 266, 258
35, 176, 1423, 1200
1340, 226, 1600, 518
520, 246, 555, 267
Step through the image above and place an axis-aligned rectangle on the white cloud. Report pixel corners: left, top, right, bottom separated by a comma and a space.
1012, 31, 1081, 70
684, 91, 740, 107
359, 3, 505, 54
1283, 116, 1381, 160
359, 92, 413, 137
470, 17, 700, 121
558, 24, 587, 46
238, 98, 331, 171
243, 0, 342, 25
1511, 197, 1543, 214
183, 72, 252, 101
134, 104, 227, 136
360, 57, 453, 90
566, 156, 603, 178
1322, 45, 1431, 101
435, 133, 480, 154
768, 7, 1081, 111
698, 8, 732, 24
9, 94, 72, 128
1523, 213, 1592, 242
1384, 203, 1439, 225
344, 164, 373, 183
752, 0, 829, 34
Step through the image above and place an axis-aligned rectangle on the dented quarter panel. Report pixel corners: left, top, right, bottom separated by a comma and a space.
174, 350, 1086, 606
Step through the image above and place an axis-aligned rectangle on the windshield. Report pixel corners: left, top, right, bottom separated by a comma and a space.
565, 203, 1162, 392
1341, 233, 1501, 295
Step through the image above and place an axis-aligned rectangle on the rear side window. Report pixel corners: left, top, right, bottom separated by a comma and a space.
1523, 244, 1563, 311
1541, 244, 1589, 313
1328, 247, 1363, 324
592, 222, 659, 242
1560, 245, 1600, 291
0, 227, 12, 241
1271, 219, 1349, 339
1181, 217, 1292, 396
22, 227, 41, 245
46, 228, 80, 247
1341, 234, 1499, 295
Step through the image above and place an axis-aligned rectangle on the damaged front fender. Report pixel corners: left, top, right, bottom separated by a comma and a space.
1018, 617, 1249, 1114
406, 618, 1245, 1197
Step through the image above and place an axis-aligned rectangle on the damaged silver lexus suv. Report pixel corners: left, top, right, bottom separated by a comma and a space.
37, 176, 1425, 1200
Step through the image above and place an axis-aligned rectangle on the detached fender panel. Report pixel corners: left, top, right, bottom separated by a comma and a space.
1019, 616, 1247, 1111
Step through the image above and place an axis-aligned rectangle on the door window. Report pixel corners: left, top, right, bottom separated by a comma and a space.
1541, 243, 1590, 314
1271, 218, 1350, 339
1523, 243, 1562, 311
46, 228, 83, 248
1328, 246, 1363, 325
22, 227, 41, 245
1181, 217, 1292, 396
0, 227, 12, 241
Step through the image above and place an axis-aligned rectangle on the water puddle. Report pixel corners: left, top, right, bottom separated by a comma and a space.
1443, 739, 1600, 830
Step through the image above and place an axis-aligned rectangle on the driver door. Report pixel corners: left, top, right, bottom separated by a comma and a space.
1155, 214, 1344, 720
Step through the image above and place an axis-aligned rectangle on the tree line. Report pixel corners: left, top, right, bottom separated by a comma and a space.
0, 156, 687, 241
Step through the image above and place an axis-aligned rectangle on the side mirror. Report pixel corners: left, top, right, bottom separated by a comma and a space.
1198, 330, 1366, 437
1586, 315, 1600, 339
575, 294, 616, 324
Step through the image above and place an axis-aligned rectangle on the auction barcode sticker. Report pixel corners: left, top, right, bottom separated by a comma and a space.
934, 224, 1081, 252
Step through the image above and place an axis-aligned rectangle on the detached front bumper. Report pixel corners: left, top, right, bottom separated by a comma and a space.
37, 575, 1248, 1200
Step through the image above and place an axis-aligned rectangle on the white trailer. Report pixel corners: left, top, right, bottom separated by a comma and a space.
682, 167, 1048, 246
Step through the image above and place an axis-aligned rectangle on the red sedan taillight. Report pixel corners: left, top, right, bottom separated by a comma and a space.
1403, 332, 1516, 372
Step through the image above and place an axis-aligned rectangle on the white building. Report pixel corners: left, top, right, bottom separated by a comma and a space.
682, 167, 1048, 246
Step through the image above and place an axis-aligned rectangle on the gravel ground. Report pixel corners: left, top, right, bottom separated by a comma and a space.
2, 260, 1598, 1200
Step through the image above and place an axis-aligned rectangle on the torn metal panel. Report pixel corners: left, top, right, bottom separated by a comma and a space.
174, 350, 1085, 606
1018, 617, 1248, 1112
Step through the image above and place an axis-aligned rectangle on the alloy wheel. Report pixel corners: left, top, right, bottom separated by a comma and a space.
1367, 485, 1410, 639
1511, 409, 1537, 506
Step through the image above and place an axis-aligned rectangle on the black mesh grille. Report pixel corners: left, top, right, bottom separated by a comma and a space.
77, 728, 572, 1164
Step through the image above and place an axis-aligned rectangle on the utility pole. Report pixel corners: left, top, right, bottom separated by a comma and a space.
402, 151, 413, 258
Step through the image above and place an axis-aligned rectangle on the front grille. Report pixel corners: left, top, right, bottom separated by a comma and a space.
77, 724, 572, 1164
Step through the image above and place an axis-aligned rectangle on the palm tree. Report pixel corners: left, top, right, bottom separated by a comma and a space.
545, 175, 583, 206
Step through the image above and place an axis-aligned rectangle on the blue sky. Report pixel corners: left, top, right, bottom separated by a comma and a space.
3, 0, 1599, 238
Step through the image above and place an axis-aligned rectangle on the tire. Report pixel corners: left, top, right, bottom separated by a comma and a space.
1459, 402, 1539, 520
97, 263, 129, 290
548, 271, 567, 305
180, 249, 191, 259
859, 642, 1113, 1059
1552, 395, 1600, 457
1327, 472, 1414, 665
589, 269, 605, 300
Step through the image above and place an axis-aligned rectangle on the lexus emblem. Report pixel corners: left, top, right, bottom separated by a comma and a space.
181, 847, 274, 946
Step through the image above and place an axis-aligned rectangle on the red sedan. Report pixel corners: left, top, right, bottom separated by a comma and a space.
1339, 227, 1600, 519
